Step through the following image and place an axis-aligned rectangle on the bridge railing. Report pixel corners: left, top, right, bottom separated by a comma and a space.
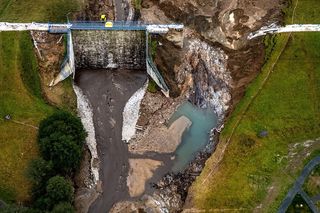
70, 21, 148, 30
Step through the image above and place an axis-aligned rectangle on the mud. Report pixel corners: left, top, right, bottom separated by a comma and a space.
31, 31, 77, 111
75, 69, 147, 212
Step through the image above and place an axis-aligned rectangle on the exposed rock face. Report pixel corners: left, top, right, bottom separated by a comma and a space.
107, 0, 282, 212
73, 30, 146, 70
146, 0, 280, 50
176, 39, 231, 119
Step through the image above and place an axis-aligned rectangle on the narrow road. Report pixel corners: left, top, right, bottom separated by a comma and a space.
114, 0, 128, 21
75, 69, 147, 212
278, 156, 320, 213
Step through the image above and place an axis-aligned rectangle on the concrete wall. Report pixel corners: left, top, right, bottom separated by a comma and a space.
73, 30, 146, 70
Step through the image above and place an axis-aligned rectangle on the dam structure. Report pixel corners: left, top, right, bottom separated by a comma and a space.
0, 21, 184, 96
248, 23, 320, 39
0, 20, 184, 211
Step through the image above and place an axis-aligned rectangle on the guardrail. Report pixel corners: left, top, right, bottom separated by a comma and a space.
70, 21, 147, 31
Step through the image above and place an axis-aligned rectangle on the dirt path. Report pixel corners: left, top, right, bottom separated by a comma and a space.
75, 69, 147, 212
114, 0, 128, 20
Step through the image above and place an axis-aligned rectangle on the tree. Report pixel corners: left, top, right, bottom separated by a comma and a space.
51, 202, 74, 213
27, 158, 54, 186
46, 176, 73, 207
27, 158, 55, 200
39, 133, 82, 173
38, 111, 86, 147
38, 111, 86, 173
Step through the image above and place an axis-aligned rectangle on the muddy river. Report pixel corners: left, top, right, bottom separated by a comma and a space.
75, 69, 146, 212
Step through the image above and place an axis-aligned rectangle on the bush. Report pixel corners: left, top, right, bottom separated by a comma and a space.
46, 176, 73, 207
51, 202, 74, 213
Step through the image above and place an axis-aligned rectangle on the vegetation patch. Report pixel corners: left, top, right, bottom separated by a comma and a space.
133, 0, 142, 11
191, 0, 320, 212
0, 0, 85, 204
303, 165, 320, 197
147, 79, 158, 93
19, 32, 42, 99
38, 111, 86, 174
1, 111, 86, 212
287, 194, 312, 213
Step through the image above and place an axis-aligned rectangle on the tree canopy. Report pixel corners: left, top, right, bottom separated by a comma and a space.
38, 111, 86, 173
46, 176, 73, 205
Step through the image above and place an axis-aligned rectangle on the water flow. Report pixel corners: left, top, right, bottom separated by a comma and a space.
169, 102, 218, 172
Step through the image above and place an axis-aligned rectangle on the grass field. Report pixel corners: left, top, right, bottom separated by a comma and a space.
0, 0, 84, 203
190, 0, 320, 212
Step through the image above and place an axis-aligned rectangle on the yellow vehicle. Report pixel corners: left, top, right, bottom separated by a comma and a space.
105, 21, 113, 28
100, 14, 106, 21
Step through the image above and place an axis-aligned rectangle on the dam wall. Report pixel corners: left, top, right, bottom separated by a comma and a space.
72, 30, 146, 70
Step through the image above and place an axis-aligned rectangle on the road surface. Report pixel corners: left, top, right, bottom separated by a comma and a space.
278, 156, 320, 213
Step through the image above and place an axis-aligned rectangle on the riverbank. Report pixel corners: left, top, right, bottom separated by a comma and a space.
187, 0, 320, 211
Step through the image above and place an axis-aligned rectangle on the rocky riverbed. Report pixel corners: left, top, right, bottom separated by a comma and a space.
30, 0, 285, 212
107, 0, 284, 212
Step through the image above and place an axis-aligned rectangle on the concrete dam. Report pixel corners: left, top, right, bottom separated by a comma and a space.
0, 21, 183, 212
70, 27, 172, 212
73, 30, 146, 70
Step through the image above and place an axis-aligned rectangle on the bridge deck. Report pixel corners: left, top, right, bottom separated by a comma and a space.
0, 21, 183, 34
248, 24, 320, 39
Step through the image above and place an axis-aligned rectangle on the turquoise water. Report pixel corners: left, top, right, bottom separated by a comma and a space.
169, 102, 218, 172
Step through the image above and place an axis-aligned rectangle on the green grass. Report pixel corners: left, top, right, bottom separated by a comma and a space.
133, 0, 142, 11
191, 0, 320, 211
147, 79, 158, 93
0, 0, 84, 203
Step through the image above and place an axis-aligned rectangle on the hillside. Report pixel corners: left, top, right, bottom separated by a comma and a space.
188, 0, 320, 211
0, 0, 84, 203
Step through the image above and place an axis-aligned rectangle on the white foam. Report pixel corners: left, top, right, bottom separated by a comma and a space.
122, 80, 148, 142
73, 84, 99, 186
